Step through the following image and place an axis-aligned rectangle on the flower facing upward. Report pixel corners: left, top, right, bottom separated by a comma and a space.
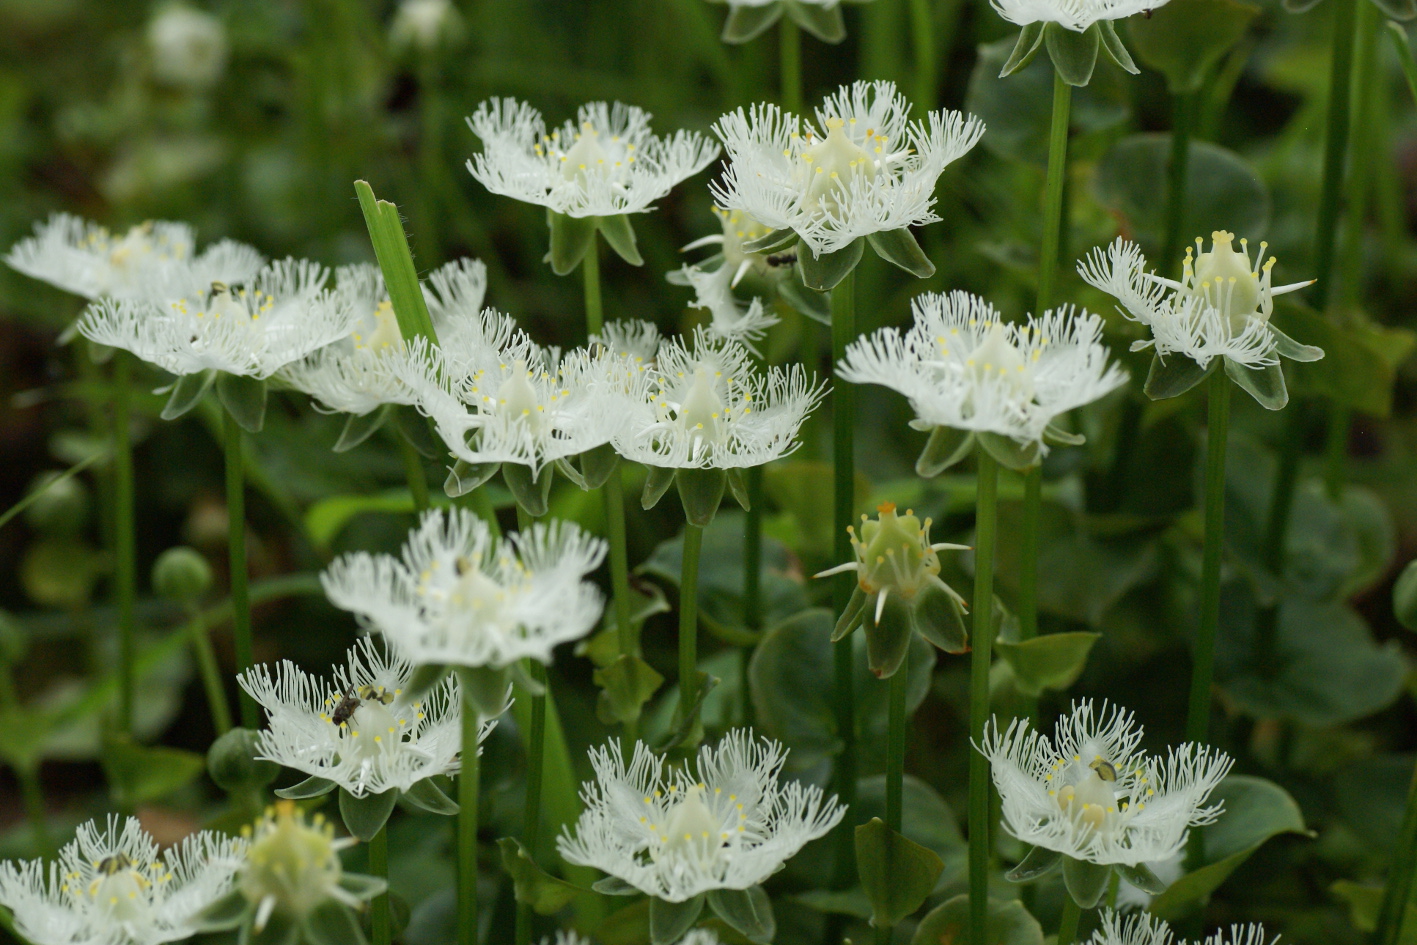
0, 816, 245, 945
712, 81, 984, 256
78, 258, 356, 378
978, 701, 1233, 867
989, 0, 1166, 31
322, 508, 607, 669
467, 99, 719, 218
558, 729, 845, 902
238, 636, 490, 797
615, 327, 826, 470
1089, 910, 1276, 945
839, 291, 1127, 452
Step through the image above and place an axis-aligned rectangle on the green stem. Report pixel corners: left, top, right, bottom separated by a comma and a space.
1056, 895, 1083, 945
908, 0, 937, 112
582, 237, 604, 337
186, 607, 232, 736
603, 471, 638, 741
112, 351, 136, 737
679, 523, 704, 733
968, 451, 1000, 945
1314, 0, 1359, 312
1375, 763, 1417, 945
516, 661, 549, 945
1019, 467, 1041, 642
1036, 72, 1072, 313
17, 764, 53, 859
744, 465, 764, 631
779, 18, 801, 115
1162, 91, 1197, 271
398, 431, 431, 513
883, 648, 909, 942
369, 825, 391, 945
1186, 371, 1230, 745
223, 408, 257, 730
458, 673, 482, 945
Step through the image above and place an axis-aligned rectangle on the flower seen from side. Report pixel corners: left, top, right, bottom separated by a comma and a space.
1089, 909, 1276, 945
677, 262, 780, 354
989, 0, 1165, 32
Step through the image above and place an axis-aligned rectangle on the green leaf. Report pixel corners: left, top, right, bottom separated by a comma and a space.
1330, 880, 1417, 938
676, 467, 727, 527
776, 276, 831, 325
1395, 560, 1417, 632
339, 787, 398, 842
504, 462, 554, 517
833, 585, 869, 642
0, 450, 107, 536
1006, 845, 1062, 882
1268, 323, 1324, 362
498, 837, 584, 915
1001, 23, 1046, 76
594, 875, 642, 896
1044, 21, 1100, 87
355, 180, 438, 343
741, 228, 798, 255
1272, 303, 1414, 418
338, 872, 389, 901
1149, 775, 1309, 920
910, 894, 1045, 945
642, 464, 677, 510
916, 426, 975, 478
458, 665, 512, 718
217, 372, 267, 433
1117, 861, 1168, 894
303, 899, 368, 945
855, 775, 968, 891
855, 817, 944, 926
1374, 0, 1417, 20
102, 736, 206, 807
1062, 856, 1111, 908
784, 0, 846, 42
402, 777, 459, 815
797, 238, 864, 291
649, 894, 705, 945
1224, 358, 1288, 410
596, 214, 644, 266
1096, 20, 1139, 73
976, 431, 1041, 471
867, 228, 935, 278
161, 369, 216, 421
994, 632, 1100, 697
707, 887, 775, 943
720, 2, 783, 42
303, 490, 420, 554
594, 654, 665, 725
547, 211, 598, 276
445, 460, 501, 497
1127, 0, 1259, 93
332, 406, 390, 453
1143, 352, 1214, 400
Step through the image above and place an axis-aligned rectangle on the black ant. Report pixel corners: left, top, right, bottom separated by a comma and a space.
765, 252, 798, 267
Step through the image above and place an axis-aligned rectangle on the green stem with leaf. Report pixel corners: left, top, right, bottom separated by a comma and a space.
1186, 370, 1230, 744
968, 451, 1000, 945
223, 408, 257, 730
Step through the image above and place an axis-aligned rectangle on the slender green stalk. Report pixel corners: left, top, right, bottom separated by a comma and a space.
516, 660, 549, 945
582, 239, 604, 337
968, 452, 1000, 945
223, 408, 257, 730
186, 607, 232, 736
908, 0, 937, 112
369, 825, 391, 945
744, 465, 763, 631
1375, 763, 1417, 945
398, 432, 431, 513
1056, 895, 1083, 945
1162, 91, 1197, 270
1186, 371, 1230, 744
779, 18, 801, 114
883, 644, 909, 945
1036, 72, 1072, 312
0, 666, 52, 857
1019, 468, 1041, 643
111, 351, 137, 736
458, 675, 482, 945
1105, 870, 1120, 910
679, 523, 705, 732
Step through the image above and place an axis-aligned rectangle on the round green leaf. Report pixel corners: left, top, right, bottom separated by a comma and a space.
910, 894, 1045, 945
855, 817, 944, 926
1127, 0, 1259, 93
995, 631, 1100, 697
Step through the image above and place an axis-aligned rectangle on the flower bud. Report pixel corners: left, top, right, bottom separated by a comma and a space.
153, 546, 214, 602
207, 728, 280, 794
23, 471, 88, 535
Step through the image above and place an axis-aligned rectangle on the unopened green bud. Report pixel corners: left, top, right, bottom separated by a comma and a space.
153, 546, 214, 602
23, 472, 88, 535
208, 728, 279, 793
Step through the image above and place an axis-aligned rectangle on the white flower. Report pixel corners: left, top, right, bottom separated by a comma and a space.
0, 816, 245, 945
148, 4, 228, 89
238, 636, 493, 797
680, 206, 785, 290
237, 801, 377, 930
615, 327, 826, 470
277, 258, 496, 416
711, 81, 984, 257
390, 0, 463, 52
5, 213, 261, 302
678, 263, 780, 354
77, 258, 355, 378
839, 290, 1128, 448
558, 729, 846, 902
322, 508, 607, 669
1078, 233, 1321, 371
978, 701, 1233, 867
1089, 909, 1276, 945
989, 0, 1164, 31
468, 99, 720, 218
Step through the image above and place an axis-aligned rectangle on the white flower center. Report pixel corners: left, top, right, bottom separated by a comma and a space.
352, 299, 405, 353
964, 322, 1034, 400
489, 361, 546, 435
241, 803, 343, 919
800, 118, 882, 212
657, 786, 728, 864
88, 858, 152, 923
851, 502, 938, 599
1055, 760, 1122, 834
678, 366, 726, 447
1183, 231, 1275, 331
340, 700, 404, 761
171, 282, 273, 322
557, 121, 635, 185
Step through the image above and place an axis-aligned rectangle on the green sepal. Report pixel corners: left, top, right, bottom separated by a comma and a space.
1096, 20, 1139, 74
302, 899, 368, 945
1000, 22, 1046, 76
865, 591, 914, 678
217, 372, 267, 433
720, 2, 783, 42
785, 0, 846, 42
1006, 845, 1063, 882
193, 889, 250, 932
776, 276, 832, 325
707, 887, 776, 944
337, 872, 389, 901
916, 425, 975, 478
741, 228, 798, 255
1143, 352, 1216, 400
1268, 324, 1324, 362
832, 585, 869, 642
555, 457, 589, 490
912, 581, 969, 654
642, 464, 677, 510
445, 460, 500, 498
503, 462, 554, 517
547, 211, 598, 276
497, 837, 584, 915
1042, 423, 1086, 446
275, 774, 338, 800
976, 431, 1042, 471
405, 663, 451, 702
855, 817, 945, 926
394, 405, 443, 458
333, 406, 390, 453
1224, 357, 1288, 410
677, 467, 727, 527
1044, 21, 1101, 87
402, 777, 459, 815
726, 467, 752, 512
245, 910, 300, 945
1116, 861, 1168, 894
508, 660, 546, 696
338, 787, 398, 842
594, 654, 665, 725
579, 443, 621, 490
867, 228, 935, 278
650, 894, 706, 945
797, 237, 865, 291
593, 876, 642, 896
1062, 856, 1111, 909
598, 214, 644, 266
457, 665, 512, 718
1374, 0, 1417, 20
161, 369, 216, 421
